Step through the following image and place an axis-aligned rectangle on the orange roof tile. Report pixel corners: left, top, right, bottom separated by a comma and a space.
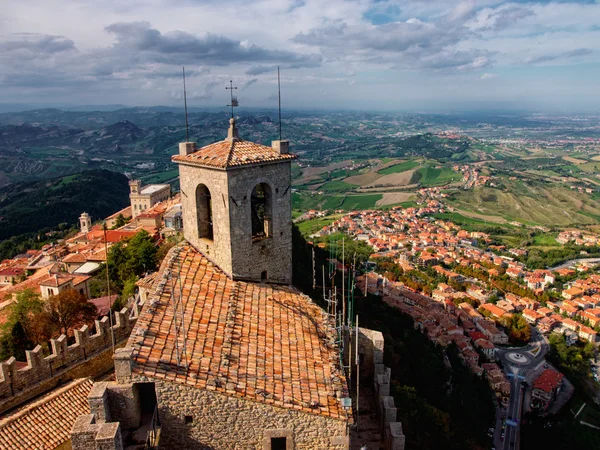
533, 368, 563, 393
129, 245, 349, 421
173, 139, 296, 169
63, 253, 87, 264
0, 378, 93, 449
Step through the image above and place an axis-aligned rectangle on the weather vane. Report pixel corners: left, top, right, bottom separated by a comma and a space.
226, 80, 238, 119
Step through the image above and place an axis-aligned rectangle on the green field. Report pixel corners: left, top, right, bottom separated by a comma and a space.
377, 160, 420, 175
533, 234, 560, 246
292, 192, 382, 211
140, 169, 179, 184
450, 180, 600, 226
319, 180, 358, 192
296, 214, 344, 236
340, 194, 382, 209
412, 165, 461, 186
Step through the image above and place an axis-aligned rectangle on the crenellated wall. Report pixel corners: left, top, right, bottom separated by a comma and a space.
0, 300, 143, 414
356, 327, 406, 450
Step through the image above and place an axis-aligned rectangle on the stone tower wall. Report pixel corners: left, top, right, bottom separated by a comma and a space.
138, 377, 348, 449
178, 164, 233, 276
227, 161, 293, 284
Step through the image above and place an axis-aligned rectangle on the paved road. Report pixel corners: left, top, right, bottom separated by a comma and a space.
549, 257, 600, 271
494, 327, 550, 450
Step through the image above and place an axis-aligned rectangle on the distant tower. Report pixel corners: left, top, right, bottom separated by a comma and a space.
79, 212, 92, 233
173, 118, 295, 284
129, 179, 142, 195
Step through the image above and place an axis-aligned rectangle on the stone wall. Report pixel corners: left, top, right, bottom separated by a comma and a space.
178, 164, 233, 276
178, 159, 293, 284
153, 379, 346, 449
71, 415, 123, 450
0, 300, 142, 414
227, 161, 293, 284
80, 377, 349, 450
355, 327, 406, 450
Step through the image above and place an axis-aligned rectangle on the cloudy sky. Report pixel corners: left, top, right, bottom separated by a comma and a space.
1, 0, 600, 111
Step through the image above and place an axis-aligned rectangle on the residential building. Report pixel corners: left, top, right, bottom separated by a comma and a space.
532, 368, 564, 410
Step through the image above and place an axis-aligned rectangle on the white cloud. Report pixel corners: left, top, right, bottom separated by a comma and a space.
0, 0, 599, 109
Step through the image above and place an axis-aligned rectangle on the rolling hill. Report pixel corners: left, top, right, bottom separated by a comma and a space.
0, 170, 130, 240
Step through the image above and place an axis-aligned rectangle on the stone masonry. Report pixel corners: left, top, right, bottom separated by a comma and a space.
174, 121, 294, 284
75, 375, 349, 450
177, 156, 293, 284
356, 328, 406, 450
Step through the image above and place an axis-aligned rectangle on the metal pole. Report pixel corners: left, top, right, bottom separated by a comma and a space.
103, 223, 116, 354
312, 246, 316, 290
342, 239, 345, 326
278, 66, 282, 141
356, 314, 360, 431
322, 265, 326, 301
183, 67, 189, 143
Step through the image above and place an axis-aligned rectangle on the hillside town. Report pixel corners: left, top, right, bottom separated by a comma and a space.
0, 180, 182, 315
317, 204, 600, 445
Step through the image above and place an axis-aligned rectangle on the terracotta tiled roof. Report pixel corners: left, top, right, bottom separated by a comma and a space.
63, 253, 87, 264
129, 245, 350, 421
0, 378, 93, 449
172, 139, 296, 169
0, 267, 51, 302
135, 273, 157, 289
533, 368, 564, 393
39, 274, 74, 287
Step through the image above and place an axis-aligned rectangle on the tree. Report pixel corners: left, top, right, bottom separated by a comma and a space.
112, 214, 128, 229
0, 289, 44, 360
107, 230, 158, 290
41, 289, 98, 336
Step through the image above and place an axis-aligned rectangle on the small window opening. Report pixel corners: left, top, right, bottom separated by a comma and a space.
261, 271, 267, 282
196, 184, 213, 240
184, 415, 193, 424
251, 183, 272, 240
271, 437, 286, 450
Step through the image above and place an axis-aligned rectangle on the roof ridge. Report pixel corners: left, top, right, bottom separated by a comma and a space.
224, 138, 236, 167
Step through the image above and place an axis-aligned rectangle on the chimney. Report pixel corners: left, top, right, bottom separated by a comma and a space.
272, 140, 289, 155
179, 142, 197, 156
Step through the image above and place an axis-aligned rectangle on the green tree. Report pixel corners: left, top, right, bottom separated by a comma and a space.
111, 214, 128, 229
0, 289, 44, 360
107, 230, 158, 290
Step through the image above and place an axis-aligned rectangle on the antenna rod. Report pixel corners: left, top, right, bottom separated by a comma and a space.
278, 66, 282, 140
183, 67, 189, 142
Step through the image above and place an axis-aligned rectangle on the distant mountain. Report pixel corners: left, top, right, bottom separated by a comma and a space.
0, 170, 130, 240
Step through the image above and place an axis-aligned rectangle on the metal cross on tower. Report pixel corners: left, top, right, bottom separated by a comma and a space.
226, 80, 238, 119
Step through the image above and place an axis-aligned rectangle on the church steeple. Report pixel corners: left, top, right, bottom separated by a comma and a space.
172, 120, 296, 284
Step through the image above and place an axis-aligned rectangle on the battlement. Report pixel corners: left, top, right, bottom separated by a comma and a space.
0, 299, 143, 410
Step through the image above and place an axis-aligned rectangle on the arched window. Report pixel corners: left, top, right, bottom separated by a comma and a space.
196, 184, 213, 240
251, 183, 272, 240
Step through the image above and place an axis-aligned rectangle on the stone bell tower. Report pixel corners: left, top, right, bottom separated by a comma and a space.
79, 212, 92, 233
172, 118, 296, 284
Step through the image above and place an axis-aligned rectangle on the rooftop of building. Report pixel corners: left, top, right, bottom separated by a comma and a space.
0, 378, 93, 450
533, 368, 564, 393
128, 244, 349, 421
140, 184, 170, 195
172, 118, 296, 169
